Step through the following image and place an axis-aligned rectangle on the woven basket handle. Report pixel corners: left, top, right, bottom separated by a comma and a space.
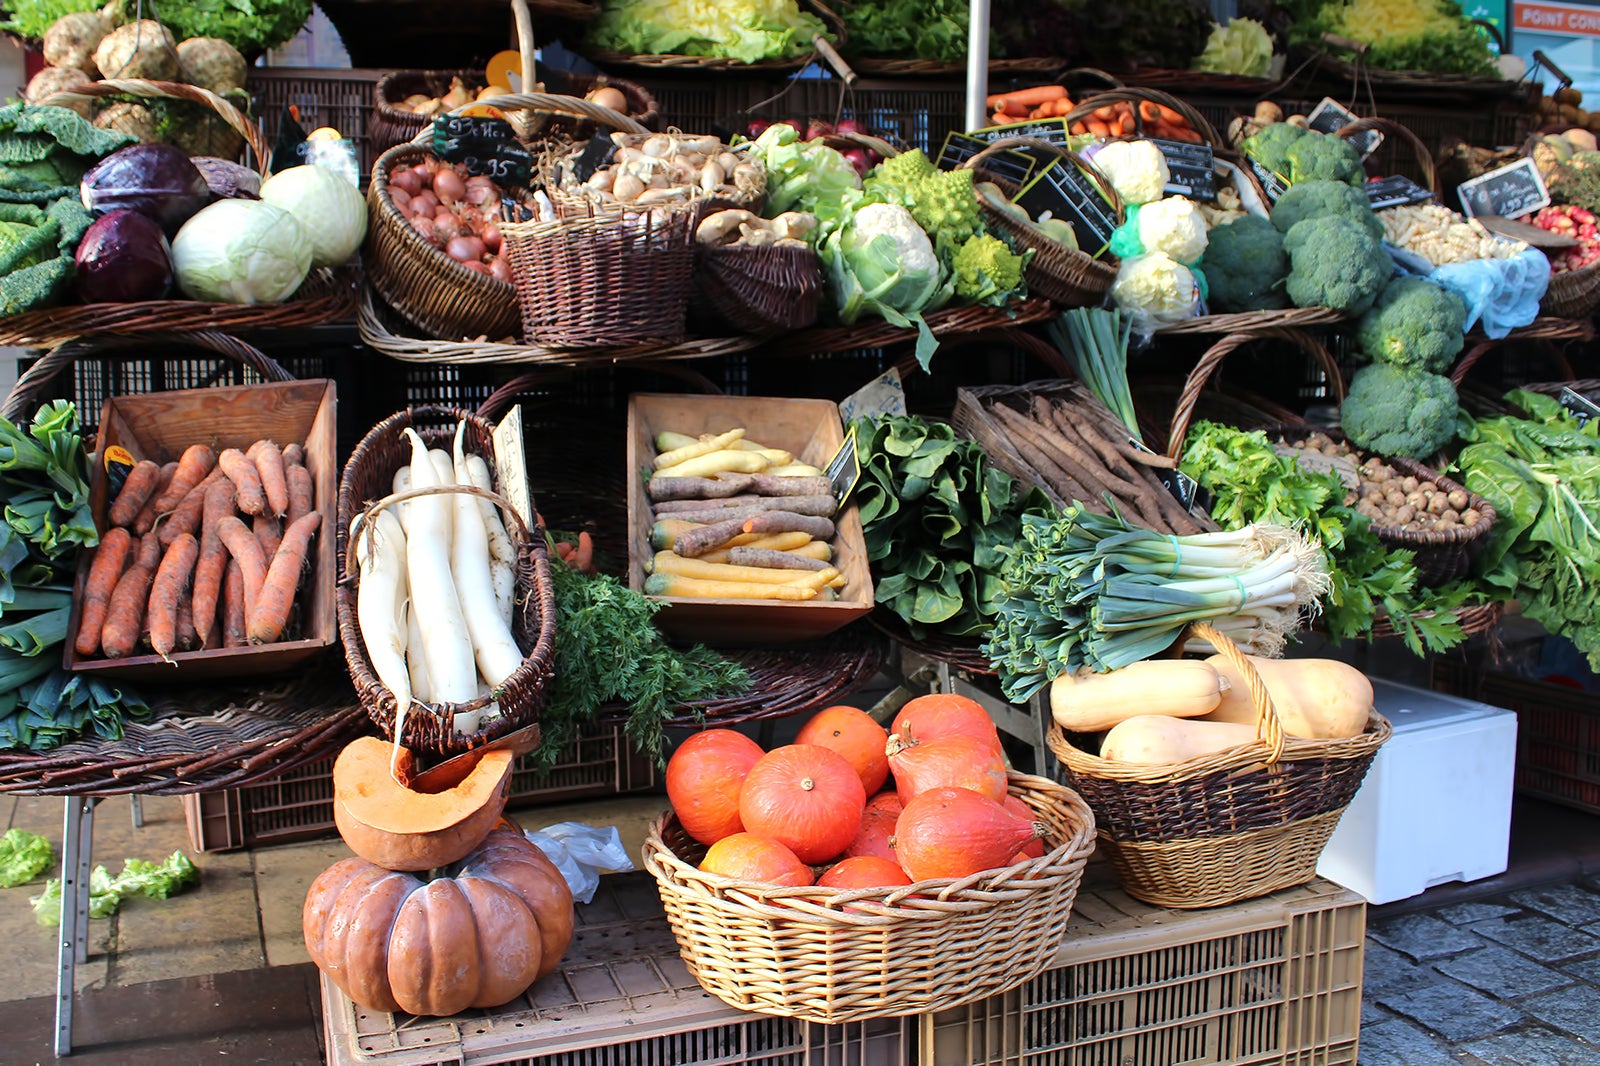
1048, 67, 1126, 91
1, 330, 290, 426
36, 79, 272, 176
1335, 117, 1437, 193
1185, 621, 1287, 762
1165, 327, 1345, 461
1449, 333, 1580, 388
1064, 88, 1225, 151
408, 90, 649, 144
958, 136, 1125, 222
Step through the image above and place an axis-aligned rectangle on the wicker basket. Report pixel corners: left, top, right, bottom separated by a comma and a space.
543, 132, 767, 221
1047, 622, 1391, 909
1335, 116, 1439, 194
1271, 426, 1498, 586
336, 405, 557, 755
642, 771, 1096, 1024
962, 137, 1122, 309
1063, 87, 1226, 148
363, 92, 648, 342
691, 242, 822, 334
370, 70, 660, 157
1542, 261, 1600, 319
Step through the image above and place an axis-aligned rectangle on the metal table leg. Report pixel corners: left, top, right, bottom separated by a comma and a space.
55, 796, 97, 1057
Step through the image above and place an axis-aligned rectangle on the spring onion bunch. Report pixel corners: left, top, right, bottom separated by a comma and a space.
1047, 306, 1140, 441
984, 507, 1330, 701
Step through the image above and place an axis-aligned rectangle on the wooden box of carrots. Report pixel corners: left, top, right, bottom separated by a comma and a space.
626, 393, 874, 646
65, 379, 339, 683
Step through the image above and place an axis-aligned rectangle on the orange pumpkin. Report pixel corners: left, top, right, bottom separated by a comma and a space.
666, 728, 765, 846
739, 744, 866, 864
887, 731, 1009, 805
842, 790, 902, 863
890, 693, 1002, 753
700, 832, 814, 886
303, 828, 574, 1016
818, 855, 913, 889
794, 705, 890, 795
894, 787, 1042, 881
1003, 794, 1046, 860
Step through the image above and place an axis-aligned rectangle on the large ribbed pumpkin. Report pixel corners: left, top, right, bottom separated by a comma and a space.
303, 828, 574, 1016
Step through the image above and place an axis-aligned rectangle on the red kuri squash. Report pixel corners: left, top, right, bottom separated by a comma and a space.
894, 787, 1044, 881
666, 728, 765, 846
1003, 794, 1046, 860
794, 705, 890, 795
818, 855, 913, 889
887, 732, 1009, 805
890, 693, 1002, 753
700, 832, 814, 886
842, 790, 903, 863
740, 744, 867, 864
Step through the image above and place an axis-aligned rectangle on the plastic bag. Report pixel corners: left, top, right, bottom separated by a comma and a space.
1429, 249, 1551, 339
526, 822, 635, 904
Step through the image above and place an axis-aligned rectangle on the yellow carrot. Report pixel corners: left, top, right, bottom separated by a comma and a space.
643, 573, 818, 600
652, 427, 746, 471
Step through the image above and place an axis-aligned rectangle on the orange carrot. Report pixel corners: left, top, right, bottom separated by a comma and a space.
1140, 100, 1162, 124
134, 530, 161, 571
222, 560, 247, 649
253, 513, 283, 561
1086, 119, 1111, 138
176, 593, 196, 652
1108, 119, 1126, 137
573, 531, 594, 574
216, 516, 266, 622
247, 511, 321, 644
218, 448, 265, 515
986, 84, 1068, 110
73, 527, 133, 657
281, 442, 305, 468
157, 466, 224, 549
191, 476, 236, 648
991, 110, 1010, 126
152, 444, 216, 513
1153, 103, 1187, 127
148, 533, 199, 659
109, 461, 160, 528
247, 439, 289, 518
285, 464, 313, 529
132, 462, 178, 535
100, 562, 154, 659
1091, 104, 1116, 121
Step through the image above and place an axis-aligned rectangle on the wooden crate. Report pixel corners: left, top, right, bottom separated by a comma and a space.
626, 393, 873, 645
65, 379, 339, 682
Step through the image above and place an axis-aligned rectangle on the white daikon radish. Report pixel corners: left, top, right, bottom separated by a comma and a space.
451, 421, 524, 688
391, 466, 414, 531
352, 509, 412, 777
401, 428, 477, 708
406, 601, 432, 704
465, 453, 515, 625
427, 448, 456, 555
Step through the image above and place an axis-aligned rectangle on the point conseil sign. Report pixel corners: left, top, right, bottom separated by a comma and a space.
1515, 0, 1600, 37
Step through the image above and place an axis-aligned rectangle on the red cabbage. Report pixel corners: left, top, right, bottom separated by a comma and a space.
74, 209, 174, 303
79, 144, 210, 235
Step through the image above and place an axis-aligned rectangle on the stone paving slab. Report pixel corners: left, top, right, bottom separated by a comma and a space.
1510, 884, 1600, 926
1371, 979, 1522, 1042
1369, 912, 1486, 960
1470, 914, 1600, 962
1461, 1027, 1600, 1066
1434, 945, 1575, 999
1358, 1018, 1468, 1065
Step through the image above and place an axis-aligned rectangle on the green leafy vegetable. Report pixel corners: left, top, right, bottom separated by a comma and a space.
1, 0, 311, 55
587, 0, 827, 62
541, 552, 749, 768
31, 851, 198, 925
838, 0, 974, 60
852, 414, 1048, 640
0, 828, 52, 887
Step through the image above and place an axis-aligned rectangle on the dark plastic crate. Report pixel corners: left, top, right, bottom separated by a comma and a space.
247, 67, 385, 175
182, 720, 662, 852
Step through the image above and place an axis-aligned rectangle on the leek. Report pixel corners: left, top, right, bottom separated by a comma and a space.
1047, 307, 1140, 442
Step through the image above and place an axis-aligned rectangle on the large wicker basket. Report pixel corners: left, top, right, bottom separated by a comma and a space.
336, 405, 557, 755
642, 771, 1096, 1024
1047, 622, 1390, 909
691, 242, 822, 334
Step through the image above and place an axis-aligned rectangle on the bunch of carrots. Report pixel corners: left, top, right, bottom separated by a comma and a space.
986, 86, 1204, 143
74, 440, 320, 662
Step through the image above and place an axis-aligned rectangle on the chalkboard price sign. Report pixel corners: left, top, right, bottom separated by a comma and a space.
1457, 158, 1550, 221
1245, 157, 1289, 204
1306, 97, 1383, 157
1016, 157, 1119, 252
936, 132, 1036, 186
1152, 138, 1217, 202
431, 114, 534, 186
1365, 174, 1435, 210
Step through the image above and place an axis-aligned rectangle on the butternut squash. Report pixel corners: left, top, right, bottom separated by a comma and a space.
1099, 715, 1257, 764
1200, 655, 1372, 739
1050, 659, 1227, 733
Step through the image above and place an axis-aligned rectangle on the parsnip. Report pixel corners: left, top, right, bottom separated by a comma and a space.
464, 453, 515, 626
452, 422, 523, 689
401, 428, 477, 708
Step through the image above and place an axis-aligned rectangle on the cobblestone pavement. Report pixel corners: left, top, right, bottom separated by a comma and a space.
1363, 880, 1600, 1064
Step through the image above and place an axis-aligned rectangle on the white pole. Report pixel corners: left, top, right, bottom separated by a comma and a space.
965, 0, 990, 131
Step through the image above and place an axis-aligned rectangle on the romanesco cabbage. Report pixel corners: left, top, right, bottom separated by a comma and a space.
864, 149, 982, 247
952, 232, 1028, 306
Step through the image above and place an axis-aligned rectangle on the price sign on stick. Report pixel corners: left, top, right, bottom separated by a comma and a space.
431, 114, 534, 186
1152, 139, 1217, 201
1457, 158, 1550, 220
1306, 97, 1383, 156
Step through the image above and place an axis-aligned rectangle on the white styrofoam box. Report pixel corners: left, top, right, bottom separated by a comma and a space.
1316, 677, 1517, 905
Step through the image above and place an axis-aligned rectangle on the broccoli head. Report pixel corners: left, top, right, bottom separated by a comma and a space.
1200, 215, 1288, 312
1341, 362, 1460, 459
1283, 215, 1391, 315
1285, 130, 1365, 186
865, 148, 981, 246
951, 232, 1028, 306
1270, 179, 1383, 241
1355, 276, 1467, 374
1241, 122, 1308, 176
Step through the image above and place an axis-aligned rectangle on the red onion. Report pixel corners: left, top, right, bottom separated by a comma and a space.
447, 235, 486, 263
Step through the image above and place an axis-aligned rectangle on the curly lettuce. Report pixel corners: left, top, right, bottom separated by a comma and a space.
588, 0, 828, 62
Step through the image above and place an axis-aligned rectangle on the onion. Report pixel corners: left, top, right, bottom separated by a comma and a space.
391, 168, 422, 196
481, 224, 501, 253
460, 259, 491, 274
447, 235, 486, 262
465, 182, 498, 207
389, 188, 412, 213
409, 215, 437, 243
434, 214, 464, 243
433, 169, 466, 206
410, 191, 438, 217
487, 256, 512, 283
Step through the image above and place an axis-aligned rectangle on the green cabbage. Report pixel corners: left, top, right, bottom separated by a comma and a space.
0, 829, 51, 887
259, 164, 366, 269
821, 201, 952, 367
1193, 17, 1275, 77
170, 199, 312, 304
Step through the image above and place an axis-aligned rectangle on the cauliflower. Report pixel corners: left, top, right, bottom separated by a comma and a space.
1201, 215, 1288, 312
1137, 195, 1208, 263
951, 232, 1028, 306
1090, 140, 1170, 207
1283, 215, 1391, 315
1285, 131, 1365, 187
94, 20, 178, 80
822, 201, 947, 322
1111, 252, 1200, 329
1340, 362, 1460, 459
1355, 277, 1468, 374
865, 148, 981, 246
176, 37, 246, 95
1270, 179, 1384, 241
